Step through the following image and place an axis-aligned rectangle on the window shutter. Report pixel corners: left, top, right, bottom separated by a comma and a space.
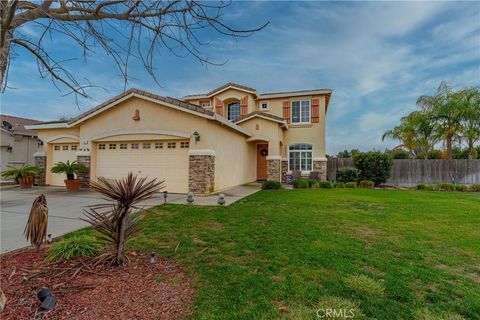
283, 101, 290, 123
240, 96, 248, 116
311, 98, 320, 123
215, 98, 223, 116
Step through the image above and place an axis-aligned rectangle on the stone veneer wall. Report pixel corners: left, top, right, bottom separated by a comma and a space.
34, 155, 46, 186
267, 159, 281, 181
313, 160, 327, 181
189, 155, 215, 194
77, 155, 91, 188
281, 160, 288, 182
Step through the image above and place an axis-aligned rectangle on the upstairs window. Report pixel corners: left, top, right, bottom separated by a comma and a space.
288, 144, 313, 171
291, 100, 310, 123
227, 102, 240, 121
200, 100, 211, 108
260, 102, 268, 110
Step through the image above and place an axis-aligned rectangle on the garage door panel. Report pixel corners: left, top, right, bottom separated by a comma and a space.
51, 144, 79, 186
95, 142, 188, 193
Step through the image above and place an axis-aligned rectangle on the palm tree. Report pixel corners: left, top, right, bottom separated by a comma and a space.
382, 120, 416, 157
457, 87, 480, 159
416, 81, 463, 160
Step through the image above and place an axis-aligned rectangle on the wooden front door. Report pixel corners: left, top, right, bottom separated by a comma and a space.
257, 144, 268, 180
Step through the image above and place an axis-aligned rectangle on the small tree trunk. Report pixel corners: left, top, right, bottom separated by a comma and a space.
468, 140, 475, 160
445, 136, 453, 160
115, 211, 128, 265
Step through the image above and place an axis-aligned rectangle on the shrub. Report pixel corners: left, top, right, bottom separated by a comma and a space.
455, 184, 468, 192
310, 181, 320, 189
46, 235, 100, 262
293, 179, 309, 189
318, 181, 333, 189
470, 184, 480, 192
437, 183, 454, 191
417, 184, 433, 191
345, 182, 357, 188
262, 180, 282, 190
353, 151, 393, 186
358, 180, 374, 189
334, 182, 345, 188
336, 167, 360, 183
390, 150, 410, 159
308, 179, 318, 188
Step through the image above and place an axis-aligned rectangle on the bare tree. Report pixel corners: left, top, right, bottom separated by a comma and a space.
0, 1, 268, 99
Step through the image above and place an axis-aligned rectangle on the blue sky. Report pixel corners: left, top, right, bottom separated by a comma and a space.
1, 1, 479, 155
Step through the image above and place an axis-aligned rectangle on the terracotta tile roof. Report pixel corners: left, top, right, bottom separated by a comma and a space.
235, 111, 286, 124
0, 114, 40, 136
68, 88, 213, 124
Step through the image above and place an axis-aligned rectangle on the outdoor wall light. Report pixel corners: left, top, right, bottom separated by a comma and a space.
149, 251, 156, 265
193, 131, 200, 144
163, 191, 168, 204
47, 234, 52, 243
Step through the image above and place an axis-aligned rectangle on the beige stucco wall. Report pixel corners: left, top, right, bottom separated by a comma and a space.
237, 117, 284, 156
0, 131, 39, 171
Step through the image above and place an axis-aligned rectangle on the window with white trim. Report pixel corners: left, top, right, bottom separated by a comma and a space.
143, 143, 151, 149
71, 145, 78, 151
260, 102, 268, 110
54, 145, 60, 151
155, 142, 163, 149
131, 143, 139, 149
98, 144, 105, 150
288, 144, 313, 171
109, 144, 116, 150
180, 142, 189, 148
227, 102, 240, 121
62, 145, 69, 151
167, 142, 176, 149
119, 143, 128, 149
291, 100, 310, 123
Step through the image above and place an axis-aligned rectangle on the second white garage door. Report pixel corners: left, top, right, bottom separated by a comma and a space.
95, 141, 189, 193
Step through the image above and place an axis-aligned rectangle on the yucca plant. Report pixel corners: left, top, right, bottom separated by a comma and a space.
51, 160, 87, 180
83, 173, 164, 265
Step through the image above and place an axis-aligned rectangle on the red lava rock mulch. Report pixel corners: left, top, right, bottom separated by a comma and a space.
1, 247, 195, 319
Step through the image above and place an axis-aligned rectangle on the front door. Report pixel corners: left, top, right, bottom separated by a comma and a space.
256, 144, 268, 180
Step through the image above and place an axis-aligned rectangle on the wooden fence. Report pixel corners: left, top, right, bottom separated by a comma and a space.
327, 158, 480, 185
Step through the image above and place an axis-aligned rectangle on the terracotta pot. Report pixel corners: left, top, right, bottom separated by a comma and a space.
19, 176, 34, 188
64, 179, 81, 191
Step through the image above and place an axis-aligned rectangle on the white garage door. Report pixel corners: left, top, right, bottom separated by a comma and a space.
51, 144, 79, 186
95, 141, 189, 193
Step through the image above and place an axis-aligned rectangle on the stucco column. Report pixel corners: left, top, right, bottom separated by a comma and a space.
313, 157, 328, 181
266, 156, 282, 182
34, 152, 47, 186
76, 151, 91, 188
188, 150, 215, 195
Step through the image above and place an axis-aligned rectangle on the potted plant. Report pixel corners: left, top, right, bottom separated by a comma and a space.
1, 165, 40, 188
51, 161, 87, 191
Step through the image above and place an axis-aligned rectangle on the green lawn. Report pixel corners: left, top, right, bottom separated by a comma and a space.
86, 189, 480, 319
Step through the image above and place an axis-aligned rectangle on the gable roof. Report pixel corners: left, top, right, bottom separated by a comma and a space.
235, 111, 288, 128
0, 114, 40, 136
183, 82, 257, 99
26, 88, 251, 137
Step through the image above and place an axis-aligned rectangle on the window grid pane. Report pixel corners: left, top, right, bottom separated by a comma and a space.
228, 102, 240, 121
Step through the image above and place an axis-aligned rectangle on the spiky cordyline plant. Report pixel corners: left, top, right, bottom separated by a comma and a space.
83, 173, 164, 265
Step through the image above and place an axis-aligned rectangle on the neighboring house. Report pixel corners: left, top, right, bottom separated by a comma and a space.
26, 83, 332, 194
0, 114, 40, 172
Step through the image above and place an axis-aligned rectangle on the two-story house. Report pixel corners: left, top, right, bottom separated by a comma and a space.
26, 83, 332, 194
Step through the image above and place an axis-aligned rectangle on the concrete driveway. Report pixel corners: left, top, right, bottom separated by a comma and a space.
0, 187, 103, 253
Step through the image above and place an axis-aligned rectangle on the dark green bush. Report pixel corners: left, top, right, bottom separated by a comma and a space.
353, 151, 393, 186
359, 180, 375, 189
262, 180, 282, 190
310, 181, 320, 189
318, 181, 333, 189
417, 150, 442, 159
437, 183, 454, 191
336, 167, 360, 183
345, 182, 357, 188
417, 184, 433, 191
389, 150, 410, 159
293, 179, 309, 189
334, 182, 345, 188
455, 184, 468, 192
470, 184, 480, 192
308, 179, 318, 188
46, 235, 100, 262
